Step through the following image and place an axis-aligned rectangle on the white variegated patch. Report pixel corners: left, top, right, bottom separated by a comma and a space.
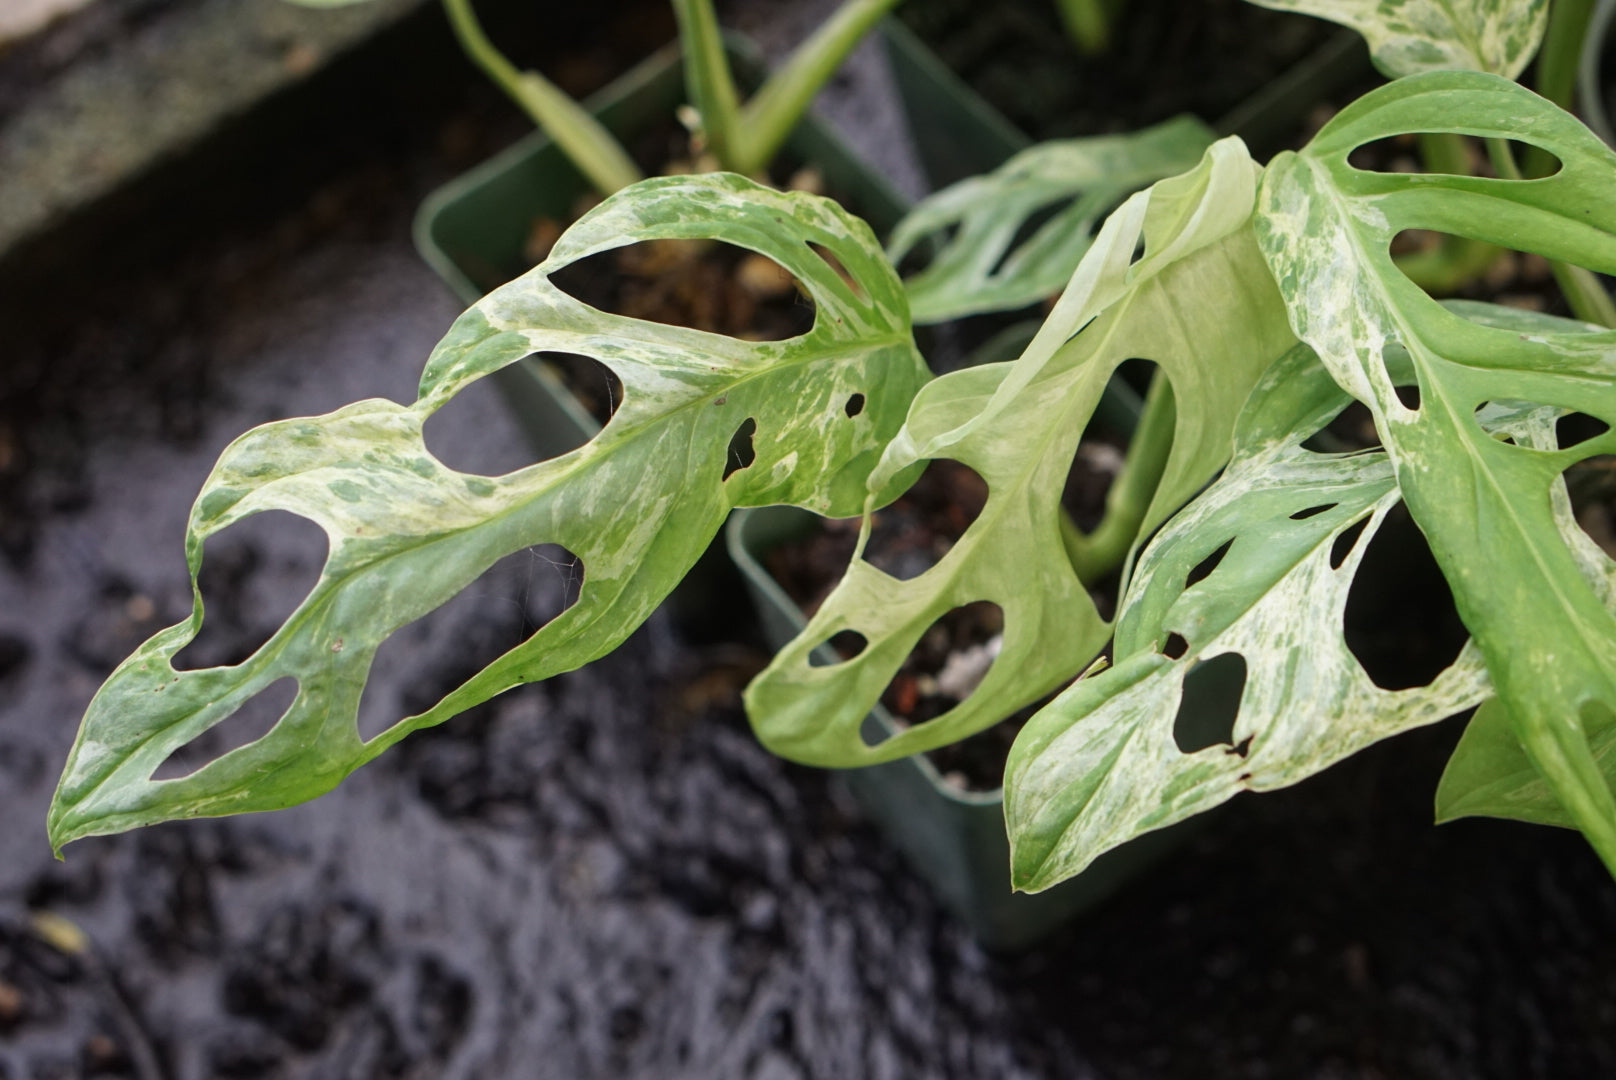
1248, 0, 1548, 79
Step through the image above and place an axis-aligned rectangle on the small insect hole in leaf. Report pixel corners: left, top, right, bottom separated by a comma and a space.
860, 600, 1005, 747
723, 418, 758, 480
551, 239, 815, 341
172, 511, 328, 671
844, 393, 866, 418
1290, 503, 1337, 521
1186, 539, 1234, 590
357, 544, 584, 742
151, 677, 298, 781
1330, 516, 1372, 570
1173, 652, 1246, 754
1228, 735, 1253, 759
1162, 632, 1190, 660
1343, 506, 1467, 690
809, 630, 867, 667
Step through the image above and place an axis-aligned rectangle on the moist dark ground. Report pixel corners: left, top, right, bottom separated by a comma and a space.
2, 5, 1615, 1079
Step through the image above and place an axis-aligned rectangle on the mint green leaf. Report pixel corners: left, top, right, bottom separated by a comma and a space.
1256, 71, 1616, 873
1004, 342, 1495, 890
887, 117, 1215, 324
745, 138, 1299, 768
48, 174, 928, 853
1245, 0, 1548, 79
1435, 697, 1616, 828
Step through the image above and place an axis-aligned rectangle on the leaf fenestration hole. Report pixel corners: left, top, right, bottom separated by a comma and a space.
1391, 228, 1567, 310
1162, 632, 1190, 660
1330, 515, 1372, 570
1343, 505, 1467, 690
809, 630, 867, 667
987, 200, 1066, 277
808, 242, 867, 302
1173, 652, 1246, 754
865, 459, 990, 581
861, 600, 1005, 746
152, 677, 298, 781
1393, 381, 1421, 412
844, 392, 866, 418
357, 544, 584, 742
1186, 539, 1234, 590
545, 353, 623, 431
551, 240, 814, 341
723, 418, 758, 480
1347, 134, 1560, 179
892, 222, 959, 278
422, 370, 557, 474
1303, 400, 1381, 454
172, 511, 329, 672
1557, 412, 1612, 451
1290, 503, 1337, 521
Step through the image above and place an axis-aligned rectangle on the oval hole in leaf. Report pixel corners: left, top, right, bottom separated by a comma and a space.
808, 630, 868, 667
862, 600, 1005, 745
1566, 454, 1616, 559
808, 241, 867, 302
892, 222, 959, 278
1173, 652, 1246, 754
550, 240, 814, 341
357, 544, 583, 742
865, 459, 990, 581
546, 353, 623, 431
172, 511, 329, 671
1347, 135, 1560, 179
723, 417, 758, 480
1290, 503, 1337, 521
1391, 229, 1564, 309
1330, 514, 1372, 570
1343, 505, 1468, 690
1393, 381, 1421, 412
844, 392, 866, 418
151, 677, 298, 781
1186, 538, 1234, 590
1303, 400, 1381, 454
987, 201, 1065, 277
422, 371, 555, 475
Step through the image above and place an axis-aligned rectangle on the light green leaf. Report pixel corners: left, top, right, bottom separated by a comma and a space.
47, 174, 928, 853
888, 117, 1216, 324
745, 137, 1299, 768
1245, 0, 1549, 79
1004, 342, 1495, 890
1436, 697, 1616, 828
1255, 71, 1616, 873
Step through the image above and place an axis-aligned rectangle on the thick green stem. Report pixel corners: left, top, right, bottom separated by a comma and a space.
440, 0, 641, 196
1063, 372, 1176, 586
1053, 0, 1114, 55
1489, 136, 1616, 326
671, 0, 744, 171
1529, 0, 1597, 175
732, 0, 902, 177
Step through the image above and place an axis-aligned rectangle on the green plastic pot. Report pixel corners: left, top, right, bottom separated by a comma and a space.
882, 16, 1372, 187
412, 35, 912, 458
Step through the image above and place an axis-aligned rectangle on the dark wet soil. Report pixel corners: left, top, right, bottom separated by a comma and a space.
1, 5, 1614, 1079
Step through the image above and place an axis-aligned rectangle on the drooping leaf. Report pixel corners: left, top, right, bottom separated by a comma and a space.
1245, 0, 1548, 79
48, 174, 928, 853
887, 116, 1216, 323
1004, 342, 1496, 890
1255, 71, 1616, 873
745, 138, 1299, 767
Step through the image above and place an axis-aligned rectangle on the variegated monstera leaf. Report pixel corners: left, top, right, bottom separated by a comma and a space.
745, 137, 1301, 767
48, 174, 928, 852
888, 116, 1215, 323
1256, 71, 1616, 874
1246, 0, 1548, 79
